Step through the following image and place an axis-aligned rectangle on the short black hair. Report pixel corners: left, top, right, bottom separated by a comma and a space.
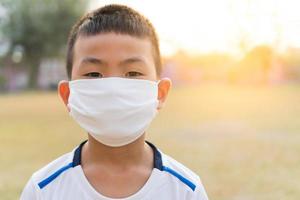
66, 4, 161, 79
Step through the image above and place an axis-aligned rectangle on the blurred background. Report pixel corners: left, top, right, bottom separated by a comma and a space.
0, 0, 300, 199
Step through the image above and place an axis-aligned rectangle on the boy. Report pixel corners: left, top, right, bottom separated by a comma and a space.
21, 4, 208, 200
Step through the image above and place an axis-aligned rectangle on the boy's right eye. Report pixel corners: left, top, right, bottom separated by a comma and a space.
83, 72, 103, 78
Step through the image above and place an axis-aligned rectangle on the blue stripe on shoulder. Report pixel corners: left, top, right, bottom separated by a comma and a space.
38, 162, 73, 189
162, 165, 196, 191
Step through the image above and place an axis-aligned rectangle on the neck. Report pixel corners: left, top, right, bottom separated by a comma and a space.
82, 134, 153, 169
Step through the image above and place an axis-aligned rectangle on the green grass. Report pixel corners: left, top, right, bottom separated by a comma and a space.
1, 84, 300, 200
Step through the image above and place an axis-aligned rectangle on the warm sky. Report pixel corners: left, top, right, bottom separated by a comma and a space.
90, 0, 300, 56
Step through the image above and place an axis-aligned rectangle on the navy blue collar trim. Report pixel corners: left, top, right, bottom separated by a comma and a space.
72, 140, 87, 167
72, 140, 163, 170
145, 141, 163, 170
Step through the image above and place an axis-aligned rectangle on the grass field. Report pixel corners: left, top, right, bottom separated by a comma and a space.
1, 84, 300, 200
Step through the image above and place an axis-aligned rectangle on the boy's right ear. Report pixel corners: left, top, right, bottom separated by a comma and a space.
58, 80, 70, 112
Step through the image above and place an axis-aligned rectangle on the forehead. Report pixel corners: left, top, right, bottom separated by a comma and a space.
73, 33, 154, 64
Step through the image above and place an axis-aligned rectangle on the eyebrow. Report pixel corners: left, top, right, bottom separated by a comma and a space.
80, 57, 107, 67
119, 57, 147, 66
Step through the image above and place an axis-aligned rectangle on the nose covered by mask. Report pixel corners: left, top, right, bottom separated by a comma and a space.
67, 77, 159, 147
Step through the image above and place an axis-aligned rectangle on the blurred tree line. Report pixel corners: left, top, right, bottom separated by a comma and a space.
0, 0, 87, 89
0, 0, 300, 90
163, 45, 300, 86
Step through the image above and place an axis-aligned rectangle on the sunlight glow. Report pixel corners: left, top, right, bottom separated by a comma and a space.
90, 0, 300, 56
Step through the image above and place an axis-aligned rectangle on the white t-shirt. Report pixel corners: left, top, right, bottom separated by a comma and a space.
21, 141, 209, 200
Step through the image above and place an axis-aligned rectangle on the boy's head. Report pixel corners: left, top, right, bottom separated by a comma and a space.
66, 4, 162, 80
59, 4, 171, 112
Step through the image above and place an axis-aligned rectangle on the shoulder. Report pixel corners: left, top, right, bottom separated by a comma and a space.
31, 151, 74, 188
161, 152, 200, 188
21, 151, 74, 199
146, 141, 208, 199
160, 152, 209, 199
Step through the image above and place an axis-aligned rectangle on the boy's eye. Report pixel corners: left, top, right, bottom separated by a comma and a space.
125, 71, 143, 77
83, 72, 103, 78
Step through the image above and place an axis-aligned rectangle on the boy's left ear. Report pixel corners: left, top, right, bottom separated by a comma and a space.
58, 80, 70, 112
157, 78, 172, 110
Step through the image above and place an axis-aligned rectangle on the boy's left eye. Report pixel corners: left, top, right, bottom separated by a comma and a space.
125, 71, 143, 77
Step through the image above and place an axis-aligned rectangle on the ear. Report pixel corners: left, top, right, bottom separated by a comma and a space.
58, 80, 70, 112
157, 78, 172, 110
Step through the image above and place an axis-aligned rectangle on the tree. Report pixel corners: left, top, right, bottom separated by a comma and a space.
1, 0, 87, 88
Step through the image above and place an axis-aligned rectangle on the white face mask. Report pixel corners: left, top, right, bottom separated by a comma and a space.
67, 77, 159, 147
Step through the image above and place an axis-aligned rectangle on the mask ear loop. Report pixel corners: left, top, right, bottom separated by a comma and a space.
156, 80, 161, 109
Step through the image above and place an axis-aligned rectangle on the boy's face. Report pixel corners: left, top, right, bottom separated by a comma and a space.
58, 32, 171, 110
